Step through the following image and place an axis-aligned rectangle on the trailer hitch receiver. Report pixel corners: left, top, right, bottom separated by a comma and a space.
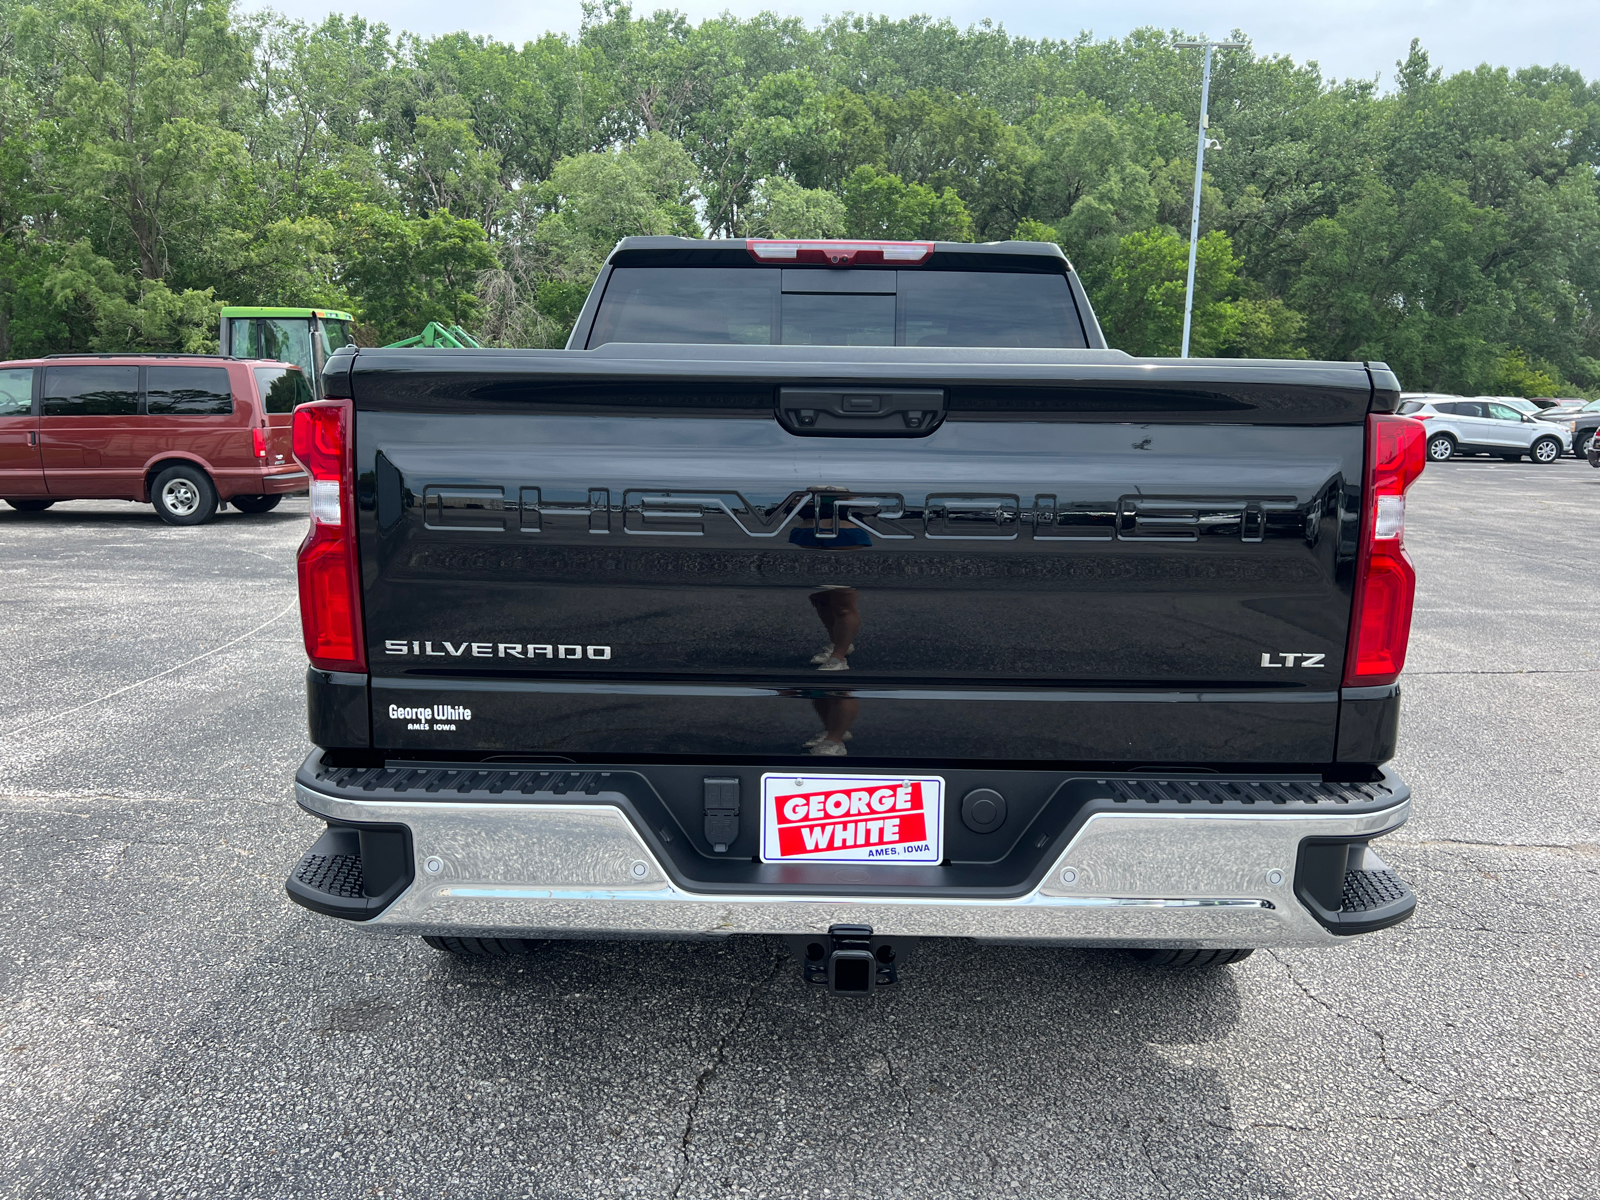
789, 924, 909, 994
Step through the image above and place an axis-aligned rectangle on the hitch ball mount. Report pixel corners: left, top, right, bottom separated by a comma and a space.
786, 924, 912, 995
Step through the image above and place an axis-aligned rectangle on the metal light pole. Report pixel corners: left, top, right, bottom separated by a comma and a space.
1174, 39, 1244, 358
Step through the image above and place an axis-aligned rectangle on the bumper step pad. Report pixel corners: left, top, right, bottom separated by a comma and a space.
285, 824, 414, 922
1342, 868, 1413, 915
1295, 843, 1417, 935
295, 846, 364, 900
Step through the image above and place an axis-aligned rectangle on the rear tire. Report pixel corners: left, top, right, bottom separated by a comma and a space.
4, 498, 54, 512
1530, 436, 1562, 464
1574, 431, 1594, 458
230, 494, 281, 514
422, 935, 542, 957
1129, 948, 1255, 968
151, 464, 217, 525
1426, 434, 1456, 462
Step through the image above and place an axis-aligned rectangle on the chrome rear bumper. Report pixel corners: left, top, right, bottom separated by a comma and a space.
293, 777, 1412, 948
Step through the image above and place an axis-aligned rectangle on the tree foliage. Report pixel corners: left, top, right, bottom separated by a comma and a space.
0, 0, 1596, 391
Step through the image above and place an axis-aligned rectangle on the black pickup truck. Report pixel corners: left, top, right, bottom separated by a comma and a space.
286, 237, 1425, 991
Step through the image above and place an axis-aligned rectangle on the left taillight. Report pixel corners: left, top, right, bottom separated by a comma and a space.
1344, 414, 1427, 686
291, 400, 365, 672
251, 427, 268, 461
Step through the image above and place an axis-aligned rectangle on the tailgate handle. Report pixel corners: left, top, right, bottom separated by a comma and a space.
777, 387, 945, 437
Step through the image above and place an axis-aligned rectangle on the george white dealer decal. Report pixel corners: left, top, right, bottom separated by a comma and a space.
383, 640, 611, 661
388, 703, 472, 731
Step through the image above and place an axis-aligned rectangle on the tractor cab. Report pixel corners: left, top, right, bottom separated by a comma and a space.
218, 308, 356, 400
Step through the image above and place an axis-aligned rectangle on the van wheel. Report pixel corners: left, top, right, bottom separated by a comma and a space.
4, 499, 54, 512
422, 936, 543, 957
1530, 437, 1562, 464
1128, 948, 1254, 967
230, 494, 281, 514
151, 465, 218, 525
1426, 434, 1456, 462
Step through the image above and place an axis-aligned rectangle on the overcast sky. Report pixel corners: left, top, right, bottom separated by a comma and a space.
254, 0, 1598, 84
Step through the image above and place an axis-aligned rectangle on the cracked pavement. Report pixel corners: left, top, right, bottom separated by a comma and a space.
0, 460, 1597, 1199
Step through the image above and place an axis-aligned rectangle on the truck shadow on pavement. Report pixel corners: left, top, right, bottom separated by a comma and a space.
341, 935, 1286, 1199
14, 926, 1292, 1200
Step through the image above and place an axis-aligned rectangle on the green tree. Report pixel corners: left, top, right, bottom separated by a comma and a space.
740, 177, 846, 237
23, 0, 251, 282
44, 241, 222, 351
1287, 177, 1509, 390
842, 165, 971, 240
1097, 227, 1304, 358
1490, 350, 1562, 397
477, 134, 699, 347
1019, 99, 1159, 291
341, 207, 499, 342
532, 133, 700, 277
1, 4, 1596, 379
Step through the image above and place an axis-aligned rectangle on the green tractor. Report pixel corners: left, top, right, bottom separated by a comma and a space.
219, 307, 356, 401
384, 322, 482, 349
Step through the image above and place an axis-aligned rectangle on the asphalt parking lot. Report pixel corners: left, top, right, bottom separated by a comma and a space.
0, 459, 1596, 1200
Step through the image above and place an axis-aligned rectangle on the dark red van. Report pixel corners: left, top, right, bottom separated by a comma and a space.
0, 353, 312, 525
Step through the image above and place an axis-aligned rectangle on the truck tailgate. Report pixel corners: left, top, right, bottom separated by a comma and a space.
349, 347, 1372, 764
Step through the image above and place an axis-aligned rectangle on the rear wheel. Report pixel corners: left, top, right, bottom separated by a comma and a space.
230, 494, 281, 514
1574, 430, 1594, 458
4, 498, 54, 512
151, 464, 217, 525
1530, 436, 1562, 464
1426, 434, 1456, 462
1129, 948, 1255, 968
422, 935, 543, 957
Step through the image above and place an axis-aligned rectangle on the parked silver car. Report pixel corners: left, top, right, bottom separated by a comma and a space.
1396, 397, 1571, 463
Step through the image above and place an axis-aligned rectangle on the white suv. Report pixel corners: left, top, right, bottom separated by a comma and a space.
1397, 396, 1570, 463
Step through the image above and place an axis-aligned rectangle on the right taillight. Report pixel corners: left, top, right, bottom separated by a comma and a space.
1344, 414, 1427, 686
291, 400, 366, 672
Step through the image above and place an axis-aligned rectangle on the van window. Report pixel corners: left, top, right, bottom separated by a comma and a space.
146, 366, 233, 415
253, 366, 313, 414
42, 366, 139, 416
0, 368, 31, 416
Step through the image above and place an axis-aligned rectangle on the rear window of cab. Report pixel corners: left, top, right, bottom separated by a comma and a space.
587, 267, 1087, 349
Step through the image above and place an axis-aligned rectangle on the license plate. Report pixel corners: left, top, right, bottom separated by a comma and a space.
759, 774, 944, 865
